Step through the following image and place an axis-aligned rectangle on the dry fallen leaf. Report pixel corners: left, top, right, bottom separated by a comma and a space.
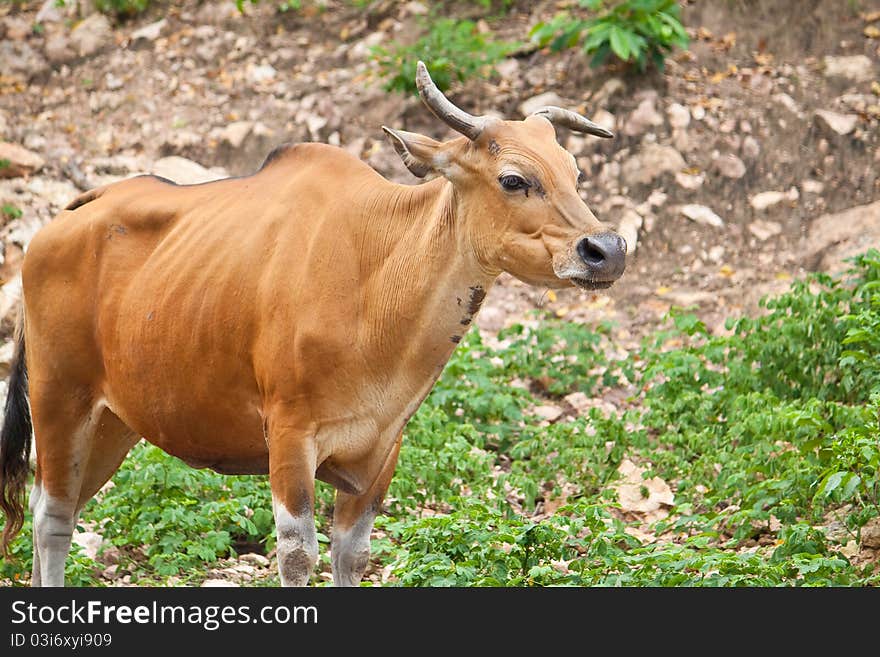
866, 25, 880, 39
613, 458, 674, 518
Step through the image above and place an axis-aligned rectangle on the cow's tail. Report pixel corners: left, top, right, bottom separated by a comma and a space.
0, 310, 32, 557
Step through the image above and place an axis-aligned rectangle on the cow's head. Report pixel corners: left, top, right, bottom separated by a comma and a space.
383, 61, 626, 290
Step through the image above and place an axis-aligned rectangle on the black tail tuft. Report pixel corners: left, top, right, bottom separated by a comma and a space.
0, 315, 32, 557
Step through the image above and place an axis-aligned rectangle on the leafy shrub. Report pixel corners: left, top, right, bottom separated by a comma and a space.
93, 0, 151, 17
372, 18, 520, 94
530, 0, 689, 71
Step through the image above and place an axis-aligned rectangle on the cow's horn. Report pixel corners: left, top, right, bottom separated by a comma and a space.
530, 106, 614, 139
416, 61, 485, 141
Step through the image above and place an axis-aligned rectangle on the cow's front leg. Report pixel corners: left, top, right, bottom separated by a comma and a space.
268, 423, 319, 587
331, 432, 402, 587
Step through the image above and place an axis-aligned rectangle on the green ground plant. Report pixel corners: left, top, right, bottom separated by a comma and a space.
530, 0, 689, 71
1, 250, 878, 586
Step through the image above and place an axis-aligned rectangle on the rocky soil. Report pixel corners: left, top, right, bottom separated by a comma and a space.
0, 0, 879, 583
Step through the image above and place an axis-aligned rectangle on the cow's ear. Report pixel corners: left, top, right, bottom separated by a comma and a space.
381, 126, 445, 179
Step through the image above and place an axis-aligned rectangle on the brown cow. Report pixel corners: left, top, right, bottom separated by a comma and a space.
0, 62, 625, 586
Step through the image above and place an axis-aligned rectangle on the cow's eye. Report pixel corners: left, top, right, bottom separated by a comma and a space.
499, 174, 529, 192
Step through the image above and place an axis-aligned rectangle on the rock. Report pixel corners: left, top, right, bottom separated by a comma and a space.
750, 188, 798, 211
667, 103, 690, 129
741, 135, 760, 160
675, 170, 704, 190
239, 553, 270, 567
130, 18, 166, 48
0, 279, 22, 330
0, 142, 45, 178
519, 92, 565, 117
533, 405, 563, 422
151, 156, 226, 185
3, 16, 31, 40
823, 55, 874, 83
403, 2, 429, 16
772, 92, 802, 116
814, 109, 858, 136
102, 564, 119, 580
617, 208, 643, 255
28, 178, 77, 209
495, 58, 519, 79
621, 144, 685, 186
475, 305, 505, 332
805, 200, 880, 273
563, 392, 590, 412
713, 153, 746, 179
70, 13, 112, 59
201, 579, 240, 587
247, 63, 277, 85
691, 105, 706, 121
0, 41, 49, 80
348, 30, 385, 61
801, 179, 824, 195
35, 0, 64, 24
590, 77, 625, 107
219, 121, 254, 149
0, 340, 14, 377
622, 97, 663, 137
72, 531, 105, 561
44, 33, 76, 65
680, 204, 723, 228
861, 517, 880, 550
591, 109, 616, 135
748, 220, 782, 241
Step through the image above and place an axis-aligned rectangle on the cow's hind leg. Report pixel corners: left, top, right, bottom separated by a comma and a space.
331, 432, 402, 587
31, 393, 136, 587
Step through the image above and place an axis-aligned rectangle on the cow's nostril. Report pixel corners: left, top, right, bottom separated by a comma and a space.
577, 237, 607, 267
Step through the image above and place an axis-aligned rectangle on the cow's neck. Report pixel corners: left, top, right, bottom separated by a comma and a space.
356, 177, 496, 386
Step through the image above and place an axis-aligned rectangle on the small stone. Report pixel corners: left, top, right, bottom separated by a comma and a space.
201, 579, 240, 587
741, 135, 760, 160
533, 405, 564, 422
102, 564, 119, 580
713, 153, 746, 179
495, 58, 519, 79
667, 102, 690, 129
750, 188, 798, 211
680, 204, 723, 228
861, 517, 880, 549
622, 97, 664, 137
801, 179, 824, 195
675, 171, 704, 190
130, 18, 166, 48
44, 33, 75, 65
591, 77, 626, 106
219, 121, 254, 149
621, 144, 685, 186
0, 142, 45, 178
748, 220, 783, 241
247, 63, 277, 84
823, 55, 874, 83
35, 0, 64, 24
772, 92, 801, 116
151, 156, 226, 185
0, 341, 15, 378
519, 92, 565, 117
2, 16, 30, 41
239, 553, 270, 567
105, 72, 123, 90
707, 245, 725, 263
814, 109, 858, 136
70, 13, 113, 59
563, 392, 590, 412
72, 531, 105, 561
691, 105, 706, 121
